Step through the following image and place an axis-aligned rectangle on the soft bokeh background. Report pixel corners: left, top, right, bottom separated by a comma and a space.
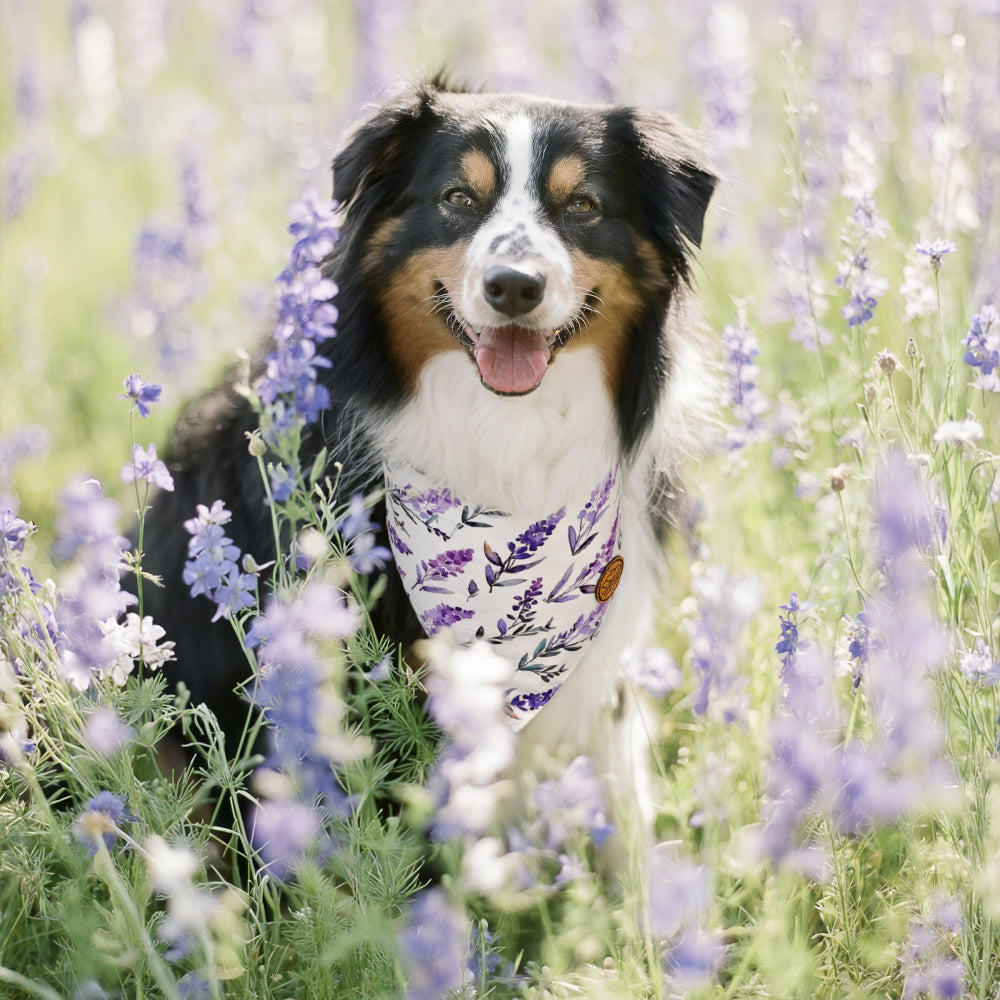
3, 2, 997, 543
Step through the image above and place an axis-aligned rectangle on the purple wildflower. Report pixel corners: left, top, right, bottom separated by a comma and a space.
398, 888, 467, 1000
776, 592, 806, 677
722, 316, 769, 450
648, 846, 725, 990
531, 755, 614, 851
843, 611, 870, 688
250, 798, 330, 882
244, 582, 362, 878
836, 259, 888, 326
620, 646, 683, 698
52, 479, 136, 690
757, 645, 840, 875
268, 463, 295, 504
119, 373, 162, 418
901, 899, 966, 1000
73, 791, 136, 855
256, 193, 339, 429
337, 493, 379, 540
176, 974, 213, 1000
424, 640, 516, 841
962, 304, 1000, 391
182, 500, 257, 622
689, 566, 761, 721
959, 638, 1000, 686
835, 157, 889, 329
336, 494, 392, 574
915, 238, 958, 272
121, 443, 174, 492
84, 708, 137, 756
1, 507, 34, 598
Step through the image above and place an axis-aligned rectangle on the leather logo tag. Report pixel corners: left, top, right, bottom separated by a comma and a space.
595, 555, 624, 603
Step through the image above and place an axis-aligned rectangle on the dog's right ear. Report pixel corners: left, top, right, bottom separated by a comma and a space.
332, 82, 440, 210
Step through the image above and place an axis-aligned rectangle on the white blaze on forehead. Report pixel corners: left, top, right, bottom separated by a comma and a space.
501, 113, 535, 207
456, 110, 579, 335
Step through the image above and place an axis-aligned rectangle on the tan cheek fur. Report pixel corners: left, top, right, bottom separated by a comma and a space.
378, 246, 469, 392
564, 249, 645, 396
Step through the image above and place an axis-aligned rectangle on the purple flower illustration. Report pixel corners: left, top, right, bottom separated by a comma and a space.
567, 466, 618, 554
414, 548, 475, 593
423, 603, 476, 635
484, 508, 564, 591
509, 687, 559, 713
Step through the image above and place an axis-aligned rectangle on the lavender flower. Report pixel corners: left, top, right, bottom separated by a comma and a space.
915, 238, 958, 272
119, 373, 162, 418
775, 592, 807, 676
530, 755, 613, 851
722, 316, 769, 451
398, 888, 467, 1000
121, 443, 174, 492
73, 791, 136, 855
84, 708, 137, 756
424, 640, 516, 841
901, 899, 966, 1000
620, 646, 683, 698
52, 479, 136, 690
648, 846, 725, 990
256, 193, 339, 430
962, 304, 1000, 391
336, 494, 392, 575
689, 565, 761, 721
959, 638, 1000, 686
182, 500, 257, 622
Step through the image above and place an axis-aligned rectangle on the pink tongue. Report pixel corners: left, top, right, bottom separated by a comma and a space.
474, 326, 551, 394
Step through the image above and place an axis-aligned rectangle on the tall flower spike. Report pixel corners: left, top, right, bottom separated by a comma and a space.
256, 193, 340, 432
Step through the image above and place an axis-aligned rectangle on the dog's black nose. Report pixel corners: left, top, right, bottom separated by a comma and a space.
482, 267, 546, 317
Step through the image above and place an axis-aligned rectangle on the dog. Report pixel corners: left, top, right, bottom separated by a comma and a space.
140, 78, 717, 855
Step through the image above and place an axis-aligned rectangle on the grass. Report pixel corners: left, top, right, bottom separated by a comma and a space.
3, 2, 1000, 998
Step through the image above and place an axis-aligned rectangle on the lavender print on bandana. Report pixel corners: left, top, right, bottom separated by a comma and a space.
384, 462, 623, 730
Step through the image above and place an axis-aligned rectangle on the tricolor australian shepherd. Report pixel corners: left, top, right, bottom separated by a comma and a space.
141, 79, 717, 851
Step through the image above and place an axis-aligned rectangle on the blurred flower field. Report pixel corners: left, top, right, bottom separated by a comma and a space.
2, 1, 1000, 998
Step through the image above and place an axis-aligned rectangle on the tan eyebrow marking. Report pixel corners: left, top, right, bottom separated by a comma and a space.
460, 149, 497, 202
547, 155, 587, 203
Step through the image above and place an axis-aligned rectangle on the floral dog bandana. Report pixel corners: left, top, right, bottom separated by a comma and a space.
384, 460, 624, 730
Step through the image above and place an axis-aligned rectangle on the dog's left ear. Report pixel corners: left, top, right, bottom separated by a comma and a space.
608, 107, 717, 260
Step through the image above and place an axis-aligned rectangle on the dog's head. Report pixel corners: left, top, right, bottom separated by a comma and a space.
331, 79, 715, 407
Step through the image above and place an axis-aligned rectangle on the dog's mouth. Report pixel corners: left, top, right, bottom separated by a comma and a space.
463, 323, 558, 395
436, 284, 587, 396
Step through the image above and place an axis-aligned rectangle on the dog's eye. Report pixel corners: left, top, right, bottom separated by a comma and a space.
566, 195, 597, 216
445, 189, 475, 209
